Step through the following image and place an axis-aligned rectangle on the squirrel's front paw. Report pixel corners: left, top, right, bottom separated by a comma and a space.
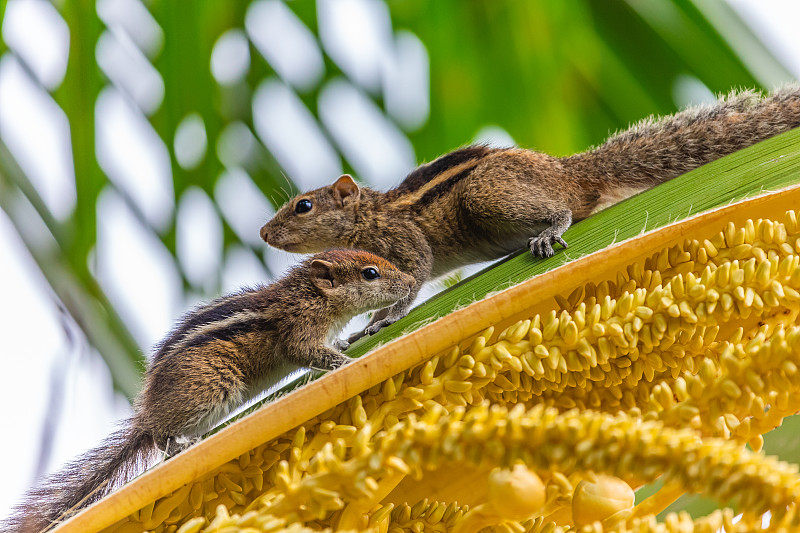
528, 231, 568, 258
347, 329, 367, 344
363, 317, 398, 336
347, 318, 396, 342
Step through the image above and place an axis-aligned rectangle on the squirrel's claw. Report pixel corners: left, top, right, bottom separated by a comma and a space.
528, 231, 568, 258
347, 317, 397, 342
327, 353, 351, 369
365, 317, 398, 337
364, 320, 390, 336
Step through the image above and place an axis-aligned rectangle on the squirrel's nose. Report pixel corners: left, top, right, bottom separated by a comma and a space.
259, 225, 269, 242
406, 275, 416, 288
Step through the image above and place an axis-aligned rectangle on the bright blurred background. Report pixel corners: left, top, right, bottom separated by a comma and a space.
1, 0, 799, 521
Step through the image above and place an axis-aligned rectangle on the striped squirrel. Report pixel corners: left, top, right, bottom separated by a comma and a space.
8, 250, 414, 533
260, 86, 800, 342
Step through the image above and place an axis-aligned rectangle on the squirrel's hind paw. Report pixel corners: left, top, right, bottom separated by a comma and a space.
528, 231, 568, 258
163, 435, 201, 458
332, 338, 350, 351
327, 353, 351, 369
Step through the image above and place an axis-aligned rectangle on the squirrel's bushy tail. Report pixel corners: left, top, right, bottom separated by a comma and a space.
568, 85, 800, 188
4, 423, 154, 533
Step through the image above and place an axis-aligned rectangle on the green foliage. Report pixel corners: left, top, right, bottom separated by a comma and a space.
391, 0, 789, 158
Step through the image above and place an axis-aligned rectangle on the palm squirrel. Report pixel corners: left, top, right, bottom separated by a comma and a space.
261, 86, 800, 342
7, 250, 414, 533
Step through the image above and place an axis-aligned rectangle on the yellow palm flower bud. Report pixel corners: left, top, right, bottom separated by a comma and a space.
571, 475, 634, 527
487, 465, 546, 521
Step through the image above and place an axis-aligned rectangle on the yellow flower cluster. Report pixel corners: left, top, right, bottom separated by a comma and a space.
102, 209, 800, 533
163, 403, 798, 533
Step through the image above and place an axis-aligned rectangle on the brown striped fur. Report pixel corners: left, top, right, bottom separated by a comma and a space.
261, 86, 800, 341
6, 250, 414, 533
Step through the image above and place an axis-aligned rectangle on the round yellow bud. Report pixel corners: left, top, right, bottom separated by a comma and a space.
486, 464, 546, 520
572, 475, 635, 527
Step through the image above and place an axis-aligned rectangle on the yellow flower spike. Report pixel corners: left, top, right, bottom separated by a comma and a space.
270, 409, 800, 528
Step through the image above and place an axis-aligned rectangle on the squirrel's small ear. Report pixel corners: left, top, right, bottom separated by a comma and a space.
332, 174, 360, 205
310, 259, 339, 292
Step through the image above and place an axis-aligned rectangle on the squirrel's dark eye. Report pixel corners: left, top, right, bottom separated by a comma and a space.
361, 267, 380, 280
294, 199, 312, 214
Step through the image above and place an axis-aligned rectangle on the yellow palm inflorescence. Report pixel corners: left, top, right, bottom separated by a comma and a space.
68, 189, 800, 533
